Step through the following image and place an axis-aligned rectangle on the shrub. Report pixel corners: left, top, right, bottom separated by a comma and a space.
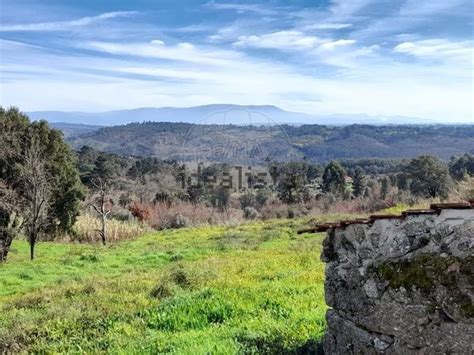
129, 203, 153, 222
240, 191, 257, 210
169, 213, 188, 229
155, 191, 174, 205
255, 189, 270, 208
243, 206, 259, 220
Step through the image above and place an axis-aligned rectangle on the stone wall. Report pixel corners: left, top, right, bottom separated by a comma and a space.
321, 207, 474, 354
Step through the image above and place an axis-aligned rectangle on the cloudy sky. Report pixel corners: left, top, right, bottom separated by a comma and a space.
0, 0, 473, 122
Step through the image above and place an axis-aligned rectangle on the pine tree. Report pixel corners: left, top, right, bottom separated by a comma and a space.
381, 177, 390, 200
406, 156, 451, 198
322, 161, 347, 196
352, 167, 366, 197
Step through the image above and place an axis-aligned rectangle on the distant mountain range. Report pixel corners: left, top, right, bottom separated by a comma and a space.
28, 104, 438, 126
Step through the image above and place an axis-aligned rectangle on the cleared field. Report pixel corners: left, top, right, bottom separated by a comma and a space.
0, 220, 328, 353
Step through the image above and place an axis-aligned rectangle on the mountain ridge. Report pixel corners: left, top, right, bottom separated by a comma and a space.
28, 104, 439, 126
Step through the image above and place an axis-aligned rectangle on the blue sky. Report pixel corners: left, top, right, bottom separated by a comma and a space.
0, 0, 473, 122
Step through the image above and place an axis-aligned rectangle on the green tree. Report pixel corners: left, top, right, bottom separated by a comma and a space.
322, 161, 347, 196
0, 189, 22, 261
276, 162, 308, 204
396, 173, 410, 191
91, 155, 119, 183
449, 154, 474, 180
406, 156, 451, 199
255, 188, 270, 208
0, 107, 84, 260
211, 186, 230, 212
352, 167, 366, 197
306, 164, 323, 181
239, 190, 257, 210
380, 177, 390, 200
0, 108, 29, 261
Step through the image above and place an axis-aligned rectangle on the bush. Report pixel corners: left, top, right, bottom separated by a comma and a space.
255, 189, 270, 208
155, 191, 174, 205
240, 191, 257, 210
129, 203, 153, 222
243, 206, 259, 220
169, 214, 189, 229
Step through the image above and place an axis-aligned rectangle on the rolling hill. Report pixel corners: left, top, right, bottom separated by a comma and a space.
65, 122, 474, 164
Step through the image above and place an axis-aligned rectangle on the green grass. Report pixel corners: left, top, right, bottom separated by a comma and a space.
0, 218, 329, 354
380, 202, 429, 215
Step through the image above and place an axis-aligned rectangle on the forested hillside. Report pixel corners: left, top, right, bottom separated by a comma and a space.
49, 122, 103, 138
66, 122, 474, 163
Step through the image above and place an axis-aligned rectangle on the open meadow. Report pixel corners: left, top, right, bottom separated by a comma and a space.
0, 218, 338, 354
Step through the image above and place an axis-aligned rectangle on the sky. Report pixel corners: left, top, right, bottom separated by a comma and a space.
0, 0, 473, 122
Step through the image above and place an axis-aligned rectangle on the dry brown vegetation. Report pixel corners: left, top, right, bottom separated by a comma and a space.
129, 201, 244, 229
68, 214, 150, 243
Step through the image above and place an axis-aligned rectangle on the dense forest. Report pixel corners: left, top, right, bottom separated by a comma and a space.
65, 121, 474, 163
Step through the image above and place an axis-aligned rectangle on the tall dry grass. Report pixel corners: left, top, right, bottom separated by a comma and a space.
129, 201, 244, 229
70, 214, 150, 243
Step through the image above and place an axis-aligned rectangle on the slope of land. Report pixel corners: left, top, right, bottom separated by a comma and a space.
66, 122, 474, 163
49, 122, 103, 138
0, 219, 329, 353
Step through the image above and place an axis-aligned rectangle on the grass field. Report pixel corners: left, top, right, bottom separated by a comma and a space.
0, 218, 335, 354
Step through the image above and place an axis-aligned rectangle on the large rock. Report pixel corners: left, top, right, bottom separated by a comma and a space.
322, 209, 474, 354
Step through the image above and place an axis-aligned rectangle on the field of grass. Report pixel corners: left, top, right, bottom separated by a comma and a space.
0, 218, 333, 353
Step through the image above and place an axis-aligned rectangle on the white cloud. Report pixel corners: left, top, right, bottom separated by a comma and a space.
319, 39, 356, 50
150, 39, 165, 46
168, 24, 212, 33
352, 0, 472, 40
233, 30, 359, 65
329, 0, 374, 18
399, 0, 466, 16
234, 31, 322, 50
205, 2, 277, 15
0, 11, 137, 32
81, 40, 244, 67
207, 23, 242, 42
303, 23, 352, 30
394, 39, 474, 63
0, 39, 43, 50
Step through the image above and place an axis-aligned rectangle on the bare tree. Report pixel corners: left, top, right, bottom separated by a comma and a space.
0, 141, 48, 261
18, 139, 51, 260
89, 177, 112, 245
